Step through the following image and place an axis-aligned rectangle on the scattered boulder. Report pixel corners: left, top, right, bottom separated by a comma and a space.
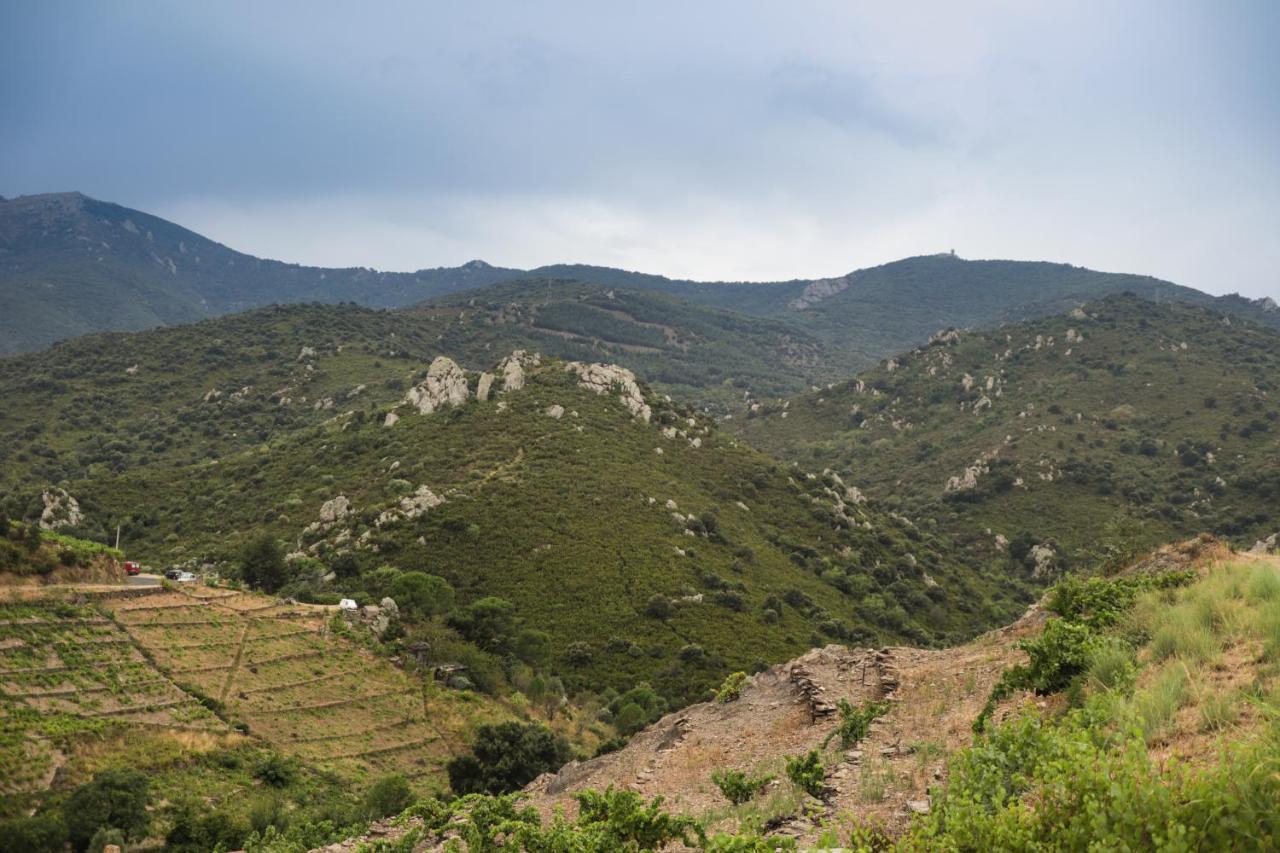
495, 350, 539, 392
565, 362, 651, 421
403, 357, 470, 415
39, 488, 84, 530
546, 404, 565, 420
383, 412, 399, 428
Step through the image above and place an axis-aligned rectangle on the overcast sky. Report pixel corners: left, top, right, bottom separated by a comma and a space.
2, 2, 1277, 297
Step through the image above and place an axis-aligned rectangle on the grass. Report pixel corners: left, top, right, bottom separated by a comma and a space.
1135, 662, 1189, 742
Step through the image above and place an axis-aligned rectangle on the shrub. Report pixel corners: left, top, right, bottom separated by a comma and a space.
573, 787, 704, 850
513, 629, 553, 668
363, 774, 413, 819
387, 571, 455, 618
716, 671, 748, 703
645, 593, 675, 620
448, 596, 516, 654
447, 722, 570, 795
785, 750, 826, 799
63, 769, 151, 851
711, 768, 774, 804
254, 753, 297, 788
0, 812, 67, 853
823, 699, 889, 749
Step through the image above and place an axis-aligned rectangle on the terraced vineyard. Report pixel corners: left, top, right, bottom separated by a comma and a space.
102, 587, 503, 788
0, 596, 225, 795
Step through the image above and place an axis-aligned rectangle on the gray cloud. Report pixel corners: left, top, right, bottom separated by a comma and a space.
1, 1, 1276, 297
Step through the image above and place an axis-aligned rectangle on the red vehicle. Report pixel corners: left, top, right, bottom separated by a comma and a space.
124, 561, 142, 576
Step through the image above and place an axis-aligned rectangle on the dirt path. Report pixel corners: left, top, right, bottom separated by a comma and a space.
217, 622, 251, 703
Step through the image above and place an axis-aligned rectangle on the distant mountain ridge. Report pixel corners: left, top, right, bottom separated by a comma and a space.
2, 191, 1277, 357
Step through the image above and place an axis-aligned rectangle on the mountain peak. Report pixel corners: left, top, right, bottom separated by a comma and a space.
461, 259, 492, 271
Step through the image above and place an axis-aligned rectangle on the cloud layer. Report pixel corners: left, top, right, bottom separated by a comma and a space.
2, 1, 1277, 296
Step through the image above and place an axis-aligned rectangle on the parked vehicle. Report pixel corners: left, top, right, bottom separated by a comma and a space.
174, 571, 197, 584
124, 561, 142, 576
164, 568, 183, 580
338, 598, 358, 611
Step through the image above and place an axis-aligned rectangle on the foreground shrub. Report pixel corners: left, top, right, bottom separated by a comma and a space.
711, 768, 774, 805
785, 750, 826, 799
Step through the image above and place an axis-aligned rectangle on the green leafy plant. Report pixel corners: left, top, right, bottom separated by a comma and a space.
716, 671, 749, 703
711, 768, 774, 804
785, 749, 826, 799
823, 698, 889, 749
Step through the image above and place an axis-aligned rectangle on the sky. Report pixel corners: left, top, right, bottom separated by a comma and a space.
2, 1, 1278, 298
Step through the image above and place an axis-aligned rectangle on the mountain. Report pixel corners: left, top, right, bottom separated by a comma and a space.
0, 192, 518, 354
5, 192, 1278, 364
736, 295, 1280, 568
0, 304, 1034, 710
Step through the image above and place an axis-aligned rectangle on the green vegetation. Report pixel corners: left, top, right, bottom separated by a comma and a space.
715, 671, 748, 703
784, 749, 826, 799
711, 768, 774, 805
2, 347, 1020, 710
823, 698, 889, 749
740, 296, 1280, 566
446, 722, 571, 795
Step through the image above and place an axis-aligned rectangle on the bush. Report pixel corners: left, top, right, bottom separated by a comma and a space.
822, 698, 889, 749
711, 768, 773, 804
86, 827, 125, 853
63, 769, 151, 851
254, 753, 297, 788
363, 774, 413, 819
447, 722, 570, 795
388, 571, 455, 619
716, 671, 748, 703
0, 812, 67, 853
785, 750, 826, 799
448, 596, 516, 654
240, 533, 286, 593
645, 593, 675, 620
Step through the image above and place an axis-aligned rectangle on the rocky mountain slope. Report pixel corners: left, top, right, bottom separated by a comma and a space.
5, 192, 1277, 359
327, 539, 1280, 850
737, 296, 1280, 567
0, 306, 1034, 707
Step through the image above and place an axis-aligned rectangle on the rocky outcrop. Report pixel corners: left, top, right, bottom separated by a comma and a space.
304, 495, 351, 536
566, 362, 651, 422
496, 350, 539, 393
1249, 533, 1278, 554
39, 488, 84, 530
475, 372, 495, 401
1029, 543, 1057, 577
377, 485, 444, 527
788, 276, 850, 311
403, 357, 470, 415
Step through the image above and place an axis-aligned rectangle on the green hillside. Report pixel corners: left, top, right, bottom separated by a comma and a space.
737, 296, 1280, 567
5, 193, 1278, 365
0, 307, 1033, 709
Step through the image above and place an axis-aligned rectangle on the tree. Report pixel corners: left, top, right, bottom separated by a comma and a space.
448, 596, 516, 653
63, 769, 150, 851
388, 571, 455, 619
329, 551, 361, 579
0, 812, 67, 853
362, 774, 413, 819
446, 722, 570, 795
512, 628, 552, 668
240, 534, 286, 593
